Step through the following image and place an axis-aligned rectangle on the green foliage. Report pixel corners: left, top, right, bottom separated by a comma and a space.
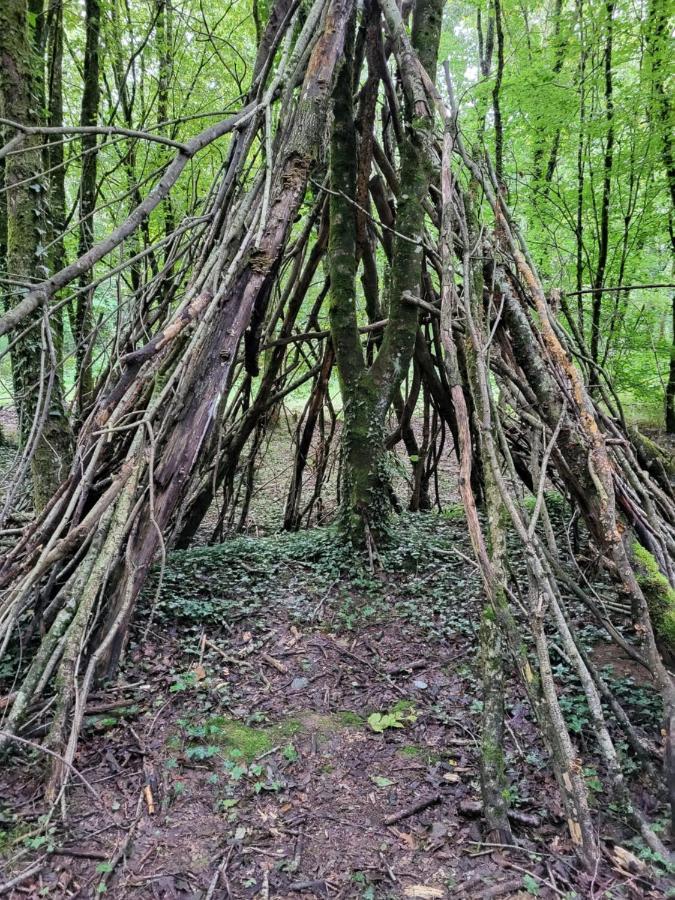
558, 665, 662, 737
522, 873, 541, 896
633, 543, 675, 648
182, 716, 275, 762
443, 0, 674, 425
367, 702, 416, 733
521, 491, 565, 514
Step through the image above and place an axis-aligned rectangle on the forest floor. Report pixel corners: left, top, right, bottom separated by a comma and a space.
0, 509, 672, 899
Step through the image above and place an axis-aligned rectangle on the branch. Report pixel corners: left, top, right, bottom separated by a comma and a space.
0, 117, 190, 153
0, 103, 258, 339
564, 283, 675, 296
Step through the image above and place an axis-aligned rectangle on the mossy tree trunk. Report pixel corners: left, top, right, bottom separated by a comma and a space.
0, 0, 72, 509
74, 0, 101, 414
46, 0, 66, 381
328, 0, 443, 544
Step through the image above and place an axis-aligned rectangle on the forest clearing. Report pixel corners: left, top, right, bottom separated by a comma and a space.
0, 0, 674, 894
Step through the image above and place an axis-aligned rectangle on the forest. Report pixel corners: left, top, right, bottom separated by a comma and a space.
0, 0, 674, 894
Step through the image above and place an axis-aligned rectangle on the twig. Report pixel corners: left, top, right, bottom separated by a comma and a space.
383, 793, 441, 825
260, 652, 289, 674
0, 859, 46, 895
206, 845, 235, 900
0, 731, 100, 799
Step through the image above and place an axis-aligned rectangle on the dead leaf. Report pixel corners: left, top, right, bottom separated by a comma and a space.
403, 886, 445, 899
442, 772, 460, 783
391, 827, 417, 849
194, 664, 206, 680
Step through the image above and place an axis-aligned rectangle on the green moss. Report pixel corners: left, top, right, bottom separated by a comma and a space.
397, 744, 442, 763
192, 710, 365, 762
481, 735, 505, 768
633, 543, 675, 649
205, 717, 274, 761
391, 698, 416, 715
400, 744, 422, 757
628, 427, 675, 475
482, 605, 496, 623
276, 717, 304, 738
335, 710, 365, 727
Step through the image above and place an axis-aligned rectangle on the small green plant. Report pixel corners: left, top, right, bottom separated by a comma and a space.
169, 670, 200, 693
282, 743, 299, 762
583, 766, 604, 796
522, 873, 540, 895
367, 703, 416, 733
351, 871, 376, 900
24, 828, 56, 853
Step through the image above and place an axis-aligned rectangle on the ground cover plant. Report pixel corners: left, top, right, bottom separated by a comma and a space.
0, 0, 674, 894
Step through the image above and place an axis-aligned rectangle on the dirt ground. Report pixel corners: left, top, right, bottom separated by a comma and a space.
1, 510, 671, 899
0, 411, 672, 898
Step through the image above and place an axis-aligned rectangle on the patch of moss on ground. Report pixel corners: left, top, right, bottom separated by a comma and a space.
335, 710, 365, 727
203, 717, 275, 761
397, 744, 442, 763
633, 543, 675, 649
189, 710, 365, 762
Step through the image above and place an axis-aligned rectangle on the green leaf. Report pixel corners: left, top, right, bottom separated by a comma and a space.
370, 775, 394, 787
522, 874, 540, 896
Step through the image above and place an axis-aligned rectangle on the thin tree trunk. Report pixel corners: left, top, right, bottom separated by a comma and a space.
46, 0, 66, 381
589, 0, 615, 376
75, 0, 102, 413
491, 0, 504, 187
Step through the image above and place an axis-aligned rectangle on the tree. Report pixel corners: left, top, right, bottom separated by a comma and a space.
329, 0, 443, 543
0, 0, 674, 870
0, 0, 71, 509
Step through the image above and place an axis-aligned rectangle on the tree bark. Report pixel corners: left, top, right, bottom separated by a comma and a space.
329, 0, 444, 543
74, 0, 102, 413
589, 0, 615, 378
0, 0, 72, 509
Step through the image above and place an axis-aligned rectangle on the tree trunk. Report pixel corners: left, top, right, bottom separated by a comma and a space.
0, 0, 72, 509
329, 0, 443, 543
75, 0, 101, 413
589, 0, 615, 379
46, 0, 66, 380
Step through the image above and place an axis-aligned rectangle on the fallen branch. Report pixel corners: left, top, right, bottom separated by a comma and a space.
383, 792, 441, 825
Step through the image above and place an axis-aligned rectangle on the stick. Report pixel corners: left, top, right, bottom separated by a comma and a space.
0, 731, 100, 799
206, 845, 235, 900
0, 859, 46, 895
383, 792, 441, 825
260, 652, 289, 674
